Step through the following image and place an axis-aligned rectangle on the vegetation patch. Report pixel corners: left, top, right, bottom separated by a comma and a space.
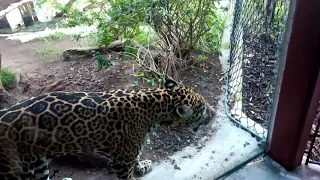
1, 67, 16, 89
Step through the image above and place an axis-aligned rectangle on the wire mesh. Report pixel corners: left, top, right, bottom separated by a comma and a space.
305, 103, 320, 165
226, 0, 290, 140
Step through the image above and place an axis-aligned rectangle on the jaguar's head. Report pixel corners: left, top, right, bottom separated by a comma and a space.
164, 78, 215, 132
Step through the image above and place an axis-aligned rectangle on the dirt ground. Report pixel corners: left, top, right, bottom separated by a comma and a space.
0, 35, 223, 179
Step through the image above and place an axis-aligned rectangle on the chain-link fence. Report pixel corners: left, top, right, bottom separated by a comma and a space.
305, 103, 320, 165
226, 0, 290, 140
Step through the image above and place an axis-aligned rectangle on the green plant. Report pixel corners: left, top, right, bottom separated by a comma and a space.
58, 0, 150, 45
91, 51, 112, 70
133, 71, 165, 88
36, 47, 63, 58
39, 32, 67, 41
123, 40, 139, 59
59, 7, 94, 28
273, 0, 289, 30
1, 68, 16, 89
36, 33, 64, 58
196, 55, 208, 65
73, 33, 99, 47
35, 0, 61, 9
196, 8, 228, 53
36, 42, 63, 58
146, 78, 156, 88
148, 0, 224, 56
133, 27, 154, 46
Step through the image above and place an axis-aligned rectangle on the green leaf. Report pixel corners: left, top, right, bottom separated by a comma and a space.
137, 72, 145, 78
146, 79, 155, 88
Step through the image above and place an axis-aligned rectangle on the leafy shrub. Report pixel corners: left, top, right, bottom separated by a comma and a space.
91, 51, 112, 70
1, 68, 16, 89
147, 0, 222, 57
37, 0, 227, 78
58, 0, 150, 46
40, 32, 67, 41
196, 8, 228, 53
47, 0, 226, 52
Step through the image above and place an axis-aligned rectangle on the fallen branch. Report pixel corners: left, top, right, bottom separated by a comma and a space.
39, 79, 65, 94
62, 40, 127, 60
18, 74, 66, 97
62, 39, 154, 60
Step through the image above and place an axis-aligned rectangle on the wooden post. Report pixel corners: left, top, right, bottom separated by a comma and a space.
267, 0, 320, 170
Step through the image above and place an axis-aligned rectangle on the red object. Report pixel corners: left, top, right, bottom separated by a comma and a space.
200, 63, 205, 68
123, 65, 129, 69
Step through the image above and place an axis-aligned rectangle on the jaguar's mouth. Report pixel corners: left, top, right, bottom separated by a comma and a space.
192, 126, 199, 132
191, 119, 211, 132
190, 122, 202, 132
160, 120, 173, 126
203, 118, 211, 125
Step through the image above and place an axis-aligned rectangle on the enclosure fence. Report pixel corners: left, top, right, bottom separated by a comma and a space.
305, 103, 320, 166
226, 0, 290, 141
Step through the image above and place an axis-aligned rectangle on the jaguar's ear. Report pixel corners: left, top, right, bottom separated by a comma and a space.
165, 78, 178, 89
175, 105, 193, 118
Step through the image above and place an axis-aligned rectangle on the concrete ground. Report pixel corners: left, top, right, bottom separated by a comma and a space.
224, 156, 320, 180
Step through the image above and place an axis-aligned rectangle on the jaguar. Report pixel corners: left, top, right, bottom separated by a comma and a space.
0, 78, 215, 180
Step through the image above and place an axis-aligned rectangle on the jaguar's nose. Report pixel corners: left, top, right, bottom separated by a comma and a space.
192, 126, 199, 132
204, 118, 211, 125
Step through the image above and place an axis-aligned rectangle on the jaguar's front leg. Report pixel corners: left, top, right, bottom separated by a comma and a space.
95, 148, 138, 179
93, 149, 116, 174
112, 157, 140, 180
134, 153, 152, 177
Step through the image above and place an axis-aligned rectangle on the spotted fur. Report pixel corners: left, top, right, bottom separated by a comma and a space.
0, 79, 215, 180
